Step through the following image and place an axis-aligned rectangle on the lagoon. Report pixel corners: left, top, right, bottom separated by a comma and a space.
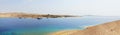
0, 16, 120, 35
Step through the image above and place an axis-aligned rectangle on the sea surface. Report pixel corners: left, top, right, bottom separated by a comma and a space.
0, 16, 120, 35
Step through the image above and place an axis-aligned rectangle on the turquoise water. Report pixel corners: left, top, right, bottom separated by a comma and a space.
0, 16, 120, 35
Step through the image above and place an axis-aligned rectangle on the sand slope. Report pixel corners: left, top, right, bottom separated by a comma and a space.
50, 20, 120, 35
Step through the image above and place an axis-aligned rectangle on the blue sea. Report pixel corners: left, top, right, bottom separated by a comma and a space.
0, 16, 120, 35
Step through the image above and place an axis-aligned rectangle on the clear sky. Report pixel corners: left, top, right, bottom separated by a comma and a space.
0, 0, 120, 16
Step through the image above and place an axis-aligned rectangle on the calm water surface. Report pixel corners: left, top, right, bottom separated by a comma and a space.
0, 16, 120, 35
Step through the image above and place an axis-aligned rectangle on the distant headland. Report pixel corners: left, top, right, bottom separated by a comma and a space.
0, 12, 79, 19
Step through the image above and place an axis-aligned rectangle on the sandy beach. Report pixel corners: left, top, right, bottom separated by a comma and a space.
50, 20, 120, 35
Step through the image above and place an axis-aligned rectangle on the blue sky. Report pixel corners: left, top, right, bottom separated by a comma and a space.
0, 0, 120, 16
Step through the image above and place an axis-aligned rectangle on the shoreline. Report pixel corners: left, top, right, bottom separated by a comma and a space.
0, 12, 79, 18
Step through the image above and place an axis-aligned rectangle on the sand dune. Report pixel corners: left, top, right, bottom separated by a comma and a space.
50, 20, 120, 35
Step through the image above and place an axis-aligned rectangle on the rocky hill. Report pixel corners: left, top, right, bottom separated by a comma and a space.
50, 20, 120, 35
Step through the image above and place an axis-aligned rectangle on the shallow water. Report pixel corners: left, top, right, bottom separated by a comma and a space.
0, 16, 120, 35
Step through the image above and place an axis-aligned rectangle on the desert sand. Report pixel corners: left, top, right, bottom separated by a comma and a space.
50, 20, 120, 35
